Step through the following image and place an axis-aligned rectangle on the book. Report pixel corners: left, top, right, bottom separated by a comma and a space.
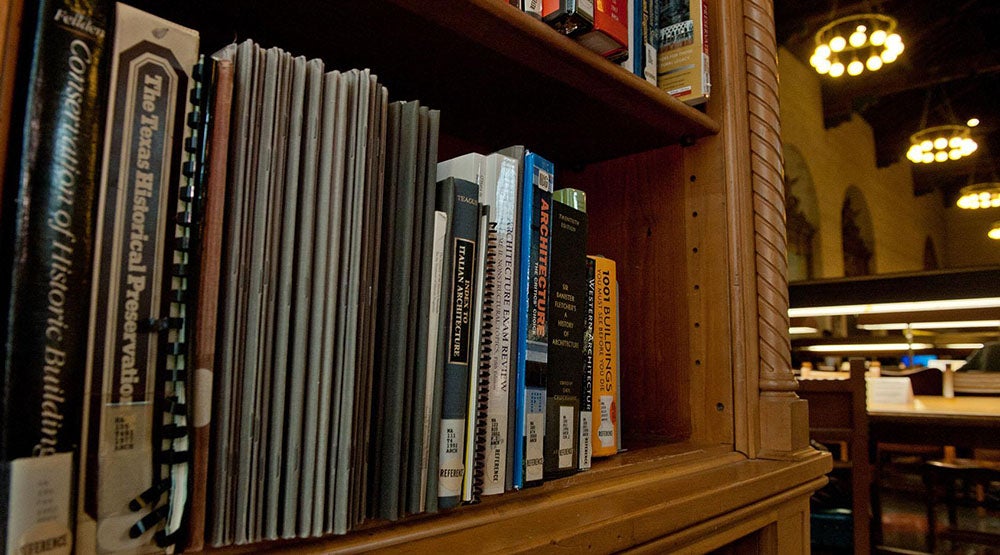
348, 79, 389, 530
580, 256, 594, 470
522, 0, 544, 18
542, 0, 594, 36
641, 0, 657, 84
589, 255, 619, 457
405, 106, 442, 516
435, 153, 488, 504
186, 45, 236, 553
436, 176, 480, 509
378, 99, 420, 521
0, 0, 108, 552
545, 193, 588, 477
514, 151, 554, 489
462, 204, 490, 502
437, 151, 520, 496
79, 4, 198, 551
652, 0, 710, 105
577, 0, 629, 62
472, 224, 498, 500
263, 49, 302, 543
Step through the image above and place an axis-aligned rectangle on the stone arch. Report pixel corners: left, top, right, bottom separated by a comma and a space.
783, 144, 819, 281
841, 186, 874, 277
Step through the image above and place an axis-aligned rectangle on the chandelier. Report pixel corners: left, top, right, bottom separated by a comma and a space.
810, 13, 903, 77
906, 124, 977, 164
906, 88, 978, 165
957, 182, 1000, 210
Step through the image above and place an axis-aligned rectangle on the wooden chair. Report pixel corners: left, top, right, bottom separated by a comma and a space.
798, 358, 871, 553
922, 369, 1000, 550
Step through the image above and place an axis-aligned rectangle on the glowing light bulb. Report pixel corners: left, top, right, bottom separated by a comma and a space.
866, 55, 883, 71
935, 151, 948, 162
816, 58, 832, 74
870, 29, 887, 46
922, 152, 934, 163
881, 49, 898, 63
920, 140, 933, 152
847, 60, 864, 75
949, 149, 962, 160
934, 137, 948, 150
968, 118, 980, 127
829, 62, 845, 77
849, 27, 867, 47
830, 36, 847, 52
815, 44, 831, 59
949, 136, 963, 149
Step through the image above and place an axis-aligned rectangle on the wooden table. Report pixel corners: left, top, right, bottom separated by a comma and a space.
868, 395, 1000, 550
869, 396, 1000, 449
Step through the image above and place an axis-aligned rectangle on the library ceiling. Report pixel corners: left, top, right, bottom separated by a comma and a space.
774, 0, 1000, 204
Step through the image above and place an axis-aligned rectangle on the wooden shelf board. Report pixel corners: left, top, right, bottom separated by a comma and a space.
208, 445, 830, 553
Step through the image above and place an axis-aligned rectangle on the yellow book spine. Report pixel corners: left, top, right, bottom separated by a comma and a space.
589, 255, 618, 457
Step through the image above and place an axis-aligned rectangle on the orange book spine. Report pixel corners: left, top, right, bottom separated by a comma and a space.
595, 0, 628, 50
589, 255, 618, 457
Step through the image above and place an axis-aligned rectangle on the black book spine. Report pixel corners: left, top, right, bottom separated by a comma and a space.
544, 200, 588, 477
436, 176, 479, 509
0, 0, 109, 551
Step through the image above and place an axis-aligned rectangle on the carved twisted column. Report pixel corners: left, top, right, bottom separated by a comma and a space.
743, 0, 810, 456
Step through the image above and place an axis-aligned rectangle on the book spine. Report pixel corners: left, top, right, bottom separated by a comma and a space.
580, 257, 594, 470
589, 255, 619, 457
517, 152, 553, 488
461, 205, 490, 503
83, 4, 199, 549
544, 200, 588, 477
472, 224, 498, 502
1, 1, 108, 551
186, 46, 235, 553
523, 0, 543, 18
437, 177, 479, 509
481, 153, 519, 496
154, 52, 207, 548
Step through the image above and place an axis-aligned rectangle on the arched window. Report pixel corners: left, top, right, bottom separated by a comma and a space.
783, 145, 819, 281
841, 187, 874, 277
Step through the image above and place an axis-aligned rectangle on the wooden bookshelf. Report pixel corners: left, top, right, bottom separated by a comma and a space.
1, 0, 830, 552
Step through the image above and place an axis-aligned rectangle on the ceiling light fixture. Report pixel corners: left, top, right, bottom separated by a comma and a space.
906, 87, 978, 164
957, 182, 1000, 209
788, 297, 1000, 318
990, 221, 1000, 240
906, 124, 977, 164
810, 13, 903, 78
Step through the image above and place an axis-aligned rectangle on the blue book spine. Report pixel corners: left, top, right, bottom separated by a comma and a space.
514, 152, 554, 488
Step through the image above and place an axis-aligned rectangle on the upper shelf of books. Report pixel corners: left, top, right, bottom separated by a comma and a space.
163, 0, 720, 166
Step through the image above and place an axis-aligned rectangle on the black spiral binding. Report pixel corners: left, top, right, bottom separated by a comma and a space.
129, 54, 210, 549
472, 222, 499, 503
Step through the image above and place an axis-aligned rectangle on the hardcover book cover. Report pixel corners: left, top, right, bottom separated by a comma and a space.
81, 3, 198, 551
544, 198, 588, 477
0, 0, 108, 552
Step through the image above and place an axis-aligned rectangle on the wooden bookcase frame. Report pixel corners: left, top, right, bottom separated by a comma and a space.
0, 0, 831, 552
